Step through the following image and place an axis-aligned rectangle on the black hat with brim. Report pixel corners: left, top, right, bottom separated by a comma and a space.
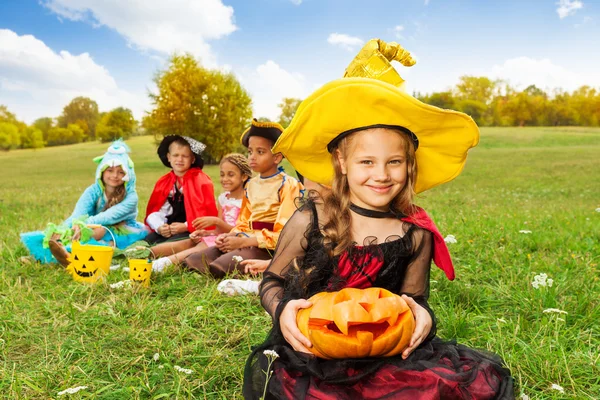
157, 135, 206, 169
240, 119, 284, 147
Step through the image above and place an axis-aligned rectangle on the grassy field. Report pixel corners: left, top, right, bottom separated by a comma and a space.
0, 127, 599, 399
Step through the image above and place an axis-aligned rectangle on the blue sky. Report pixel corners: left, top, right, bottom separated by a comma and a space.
0, 0, 598, 123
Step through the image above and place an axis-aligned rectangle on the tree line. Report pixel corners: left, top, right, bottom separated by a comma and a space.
2, 55, 598, 156
414, 76, 600, 127
0, 100, 138, 151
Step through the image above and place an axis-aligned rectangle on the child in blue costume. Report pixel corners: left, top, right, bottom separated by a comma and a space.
20, 140, 149, 264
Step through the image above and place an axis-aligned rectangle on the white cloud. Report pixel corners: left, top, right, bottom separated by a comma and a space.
556, 0, 583, 19
290, 0, 302, 4
424, 0, 430, 4
327, 33, 364, 51
238, 60, 311, 120
489, 56, 599, 92
575, 15, 592, 27
0, 29, 146, 123
393, 25, 405, 40
42, 0, 237, 67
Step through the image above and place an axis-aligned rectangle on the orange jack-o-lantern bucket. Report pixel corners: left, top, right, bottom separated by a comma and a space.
296, 287, 415, 359
129, 259, 152, 287
66, 241, 114, 284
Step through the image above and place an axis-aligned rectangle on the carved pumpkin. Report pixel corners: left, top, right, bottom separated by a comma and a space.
296, 287, 414, 359
66, 242, 113, 284
129, 259, 152, 287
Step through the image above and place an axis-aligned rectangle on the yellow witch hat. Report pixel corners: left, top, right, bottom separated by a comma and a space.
272, 39, 479, 193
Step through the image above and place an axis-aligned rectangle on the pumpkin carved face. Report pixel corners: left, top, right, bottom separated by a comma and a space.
296, 287, 414, 359
66, 242, 113, 284
129, 259, 152, 287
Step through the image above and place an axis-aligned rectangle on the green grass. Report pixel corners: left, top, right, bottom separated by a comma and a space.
1, 128, 599, 399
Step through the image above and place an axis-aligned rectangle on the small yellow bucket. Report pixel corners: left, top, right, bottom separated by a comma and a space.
66, 241, 114, 284
129, 259, 152, 287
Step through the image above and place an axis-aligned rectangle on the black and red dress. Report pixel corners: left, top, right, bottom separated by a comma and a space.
243, 199, 514, 399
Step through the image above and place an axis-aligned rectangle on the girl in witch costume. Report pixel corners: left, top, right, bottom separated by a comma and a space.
243, 40, 514, 399
20, 140, 149, 265
144, 135, 218, 245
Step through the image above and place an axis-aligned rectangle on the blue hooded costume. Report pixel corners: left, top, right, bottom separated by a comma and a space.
21, 140, 149, 263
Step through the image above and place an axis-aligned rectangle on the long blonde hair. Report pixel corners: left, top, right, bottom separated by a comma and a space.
322, 129, 418, 256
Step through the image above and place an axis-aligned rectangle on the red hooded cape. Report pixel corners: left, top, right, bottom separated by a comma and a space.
402, 207, 455, 280
145, 168, 218, 233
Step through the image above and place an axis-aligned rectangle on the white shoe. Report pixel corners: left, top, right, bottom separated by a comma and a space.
152, 257, 173, 273
217, 279, 260, 296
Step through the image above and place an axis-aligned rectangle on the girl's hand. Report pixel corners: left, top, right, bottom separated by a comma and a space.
190, 229, 210, 243
169, 222, 187, 235
401, 295, 432, 359
241, 259, 270, 275
158, 224, 172, 238
280, 299, 313, 354
72, 225, 82, 241
192, 217, 220, 230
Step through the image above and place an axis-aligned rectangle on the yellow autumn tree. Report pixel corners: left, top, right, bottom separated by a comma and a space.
144, 54, 253, 161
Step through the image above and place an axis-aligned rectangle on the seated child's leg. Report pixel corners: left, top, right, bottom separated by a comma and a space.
208, 247, 272, 278
144, 231, 189, 245
184, 246, 224, 274
151, 239, 195, 258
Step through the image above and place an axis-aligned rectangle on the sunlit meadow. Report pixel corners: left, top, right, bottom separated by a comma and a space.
0, 127, 598, 399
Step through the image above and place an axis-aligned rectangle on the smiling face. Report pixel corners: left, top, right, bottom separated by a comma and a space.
101, 165, 126, 190
247, 136, 282, 176
167, 142, 195, 176
337, 128, 410, 212
219, 160, 246, 192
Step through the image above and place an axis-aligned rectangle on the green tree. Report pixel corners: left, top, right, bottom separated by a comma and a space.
277, 98, 302, 128
33, 117, 54, 142
144, 53, 253, 161
46, 124, 85, 146
0, 122, 21, 150
58, 97, 100, 140
419, 91, 457, 110
96, 107, 137, 142
20, 126, 45, 149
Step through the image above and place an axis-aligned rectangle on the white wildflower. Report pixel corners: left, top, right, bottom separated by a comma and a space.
232, 255, 244, 262
196, 306, 204, 311
520, 394, 530, 400
174, 365, 193, 375
153, 353, 160, 361
158, 365, 164, 369
595, 207, 600, 213
443, 234, 457, 244
519, 230, 532, 234
109, 280, 131, 289
58, 386, 88, 396
543, 308, 568, 315
550, 383, 565, 393
263, 349, 280, 359
109, 264, 122, 271
532, 273, 553, 289
123, 267, 130, 272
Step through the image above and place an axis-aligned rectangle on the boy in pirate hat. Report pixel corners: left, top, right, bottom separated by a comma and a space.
184, 119, 304, 278
145, 135, 218, 245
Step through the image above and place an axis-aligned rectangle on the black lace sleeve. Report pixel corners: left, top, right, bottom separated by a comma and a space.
259, 207, 311, 318
399, 228, 437, 341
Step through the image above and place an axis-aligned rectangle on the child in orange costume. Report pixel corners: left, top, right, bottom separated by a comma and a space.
184, 119, 304, 278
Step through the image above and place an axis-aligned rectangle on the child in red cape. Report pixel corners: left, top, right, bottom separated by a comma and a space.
145, 135, 218, 245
